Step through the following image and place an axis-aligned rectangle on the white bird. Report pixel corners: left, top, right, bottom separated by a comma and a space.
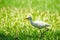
25, 16, 50, 29
25, 16, 50, 37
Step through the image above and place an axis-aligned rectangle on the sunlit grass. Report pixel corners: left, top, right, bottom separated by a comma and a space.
0, 7, 60, 40
0, 0, 60, 40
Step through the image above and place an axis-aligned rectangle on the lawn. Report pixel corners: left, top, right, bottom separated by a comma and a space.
0, 0, 60, 40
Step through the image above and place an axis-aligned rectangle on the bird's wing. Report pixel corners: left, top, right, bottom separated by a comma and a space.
33, 21, 50, 28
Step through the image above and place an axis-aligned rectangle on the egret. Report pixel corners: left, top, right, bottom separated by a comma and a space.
24, 16, 50, 37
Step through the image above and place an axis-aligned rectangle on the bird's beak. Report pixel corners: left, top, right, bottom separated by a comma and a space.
24, 18, 28, 20
23, 18, 28, 22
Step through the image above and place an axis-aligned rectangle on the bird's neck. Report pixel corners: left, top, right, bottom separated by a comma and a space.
29, 20, 33, 24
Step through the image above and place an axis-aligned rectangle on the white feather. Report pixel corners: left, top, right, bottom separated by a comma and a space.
31, 20, 50, 28
26, 16, 50, 28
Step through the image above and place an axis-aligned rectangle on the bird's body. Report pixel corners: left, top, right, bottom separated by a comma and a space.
31, 21, 50, 28
25, 16, 50, 37
25, 16, 50, 29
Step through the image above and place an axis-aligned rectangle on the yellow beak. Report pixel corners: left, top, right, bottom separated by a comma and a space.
23, 18, 28, 22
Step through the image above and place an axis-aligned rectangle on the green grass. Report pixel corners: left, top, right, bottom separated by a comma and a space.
0, 0, 60, 40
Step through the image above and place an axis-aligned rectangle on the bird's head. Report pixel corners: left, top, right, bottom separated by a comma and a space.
23, 16, 32, 22
25, 16, 32, 20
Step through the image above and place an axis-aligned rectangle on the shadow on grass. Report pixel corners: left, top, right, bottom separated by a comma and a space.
19, 34, 42, 40
0, 30, 60, 40
0, 33, 41, 40
0, 33, 14, 40
18, 30, 60, 40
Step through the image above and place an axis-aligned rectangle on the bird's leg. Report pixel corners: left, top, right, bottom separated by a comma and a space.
40, 29, 44, 38
43, 28, 49, 33
40, 29, 42, 36
40, 28, 49, 38
39, 29, 44, 38
36, 29, 42, 38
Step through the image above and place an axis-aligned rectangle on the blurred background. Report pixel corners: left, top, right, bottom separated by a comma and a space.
0, 0, 60, 40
